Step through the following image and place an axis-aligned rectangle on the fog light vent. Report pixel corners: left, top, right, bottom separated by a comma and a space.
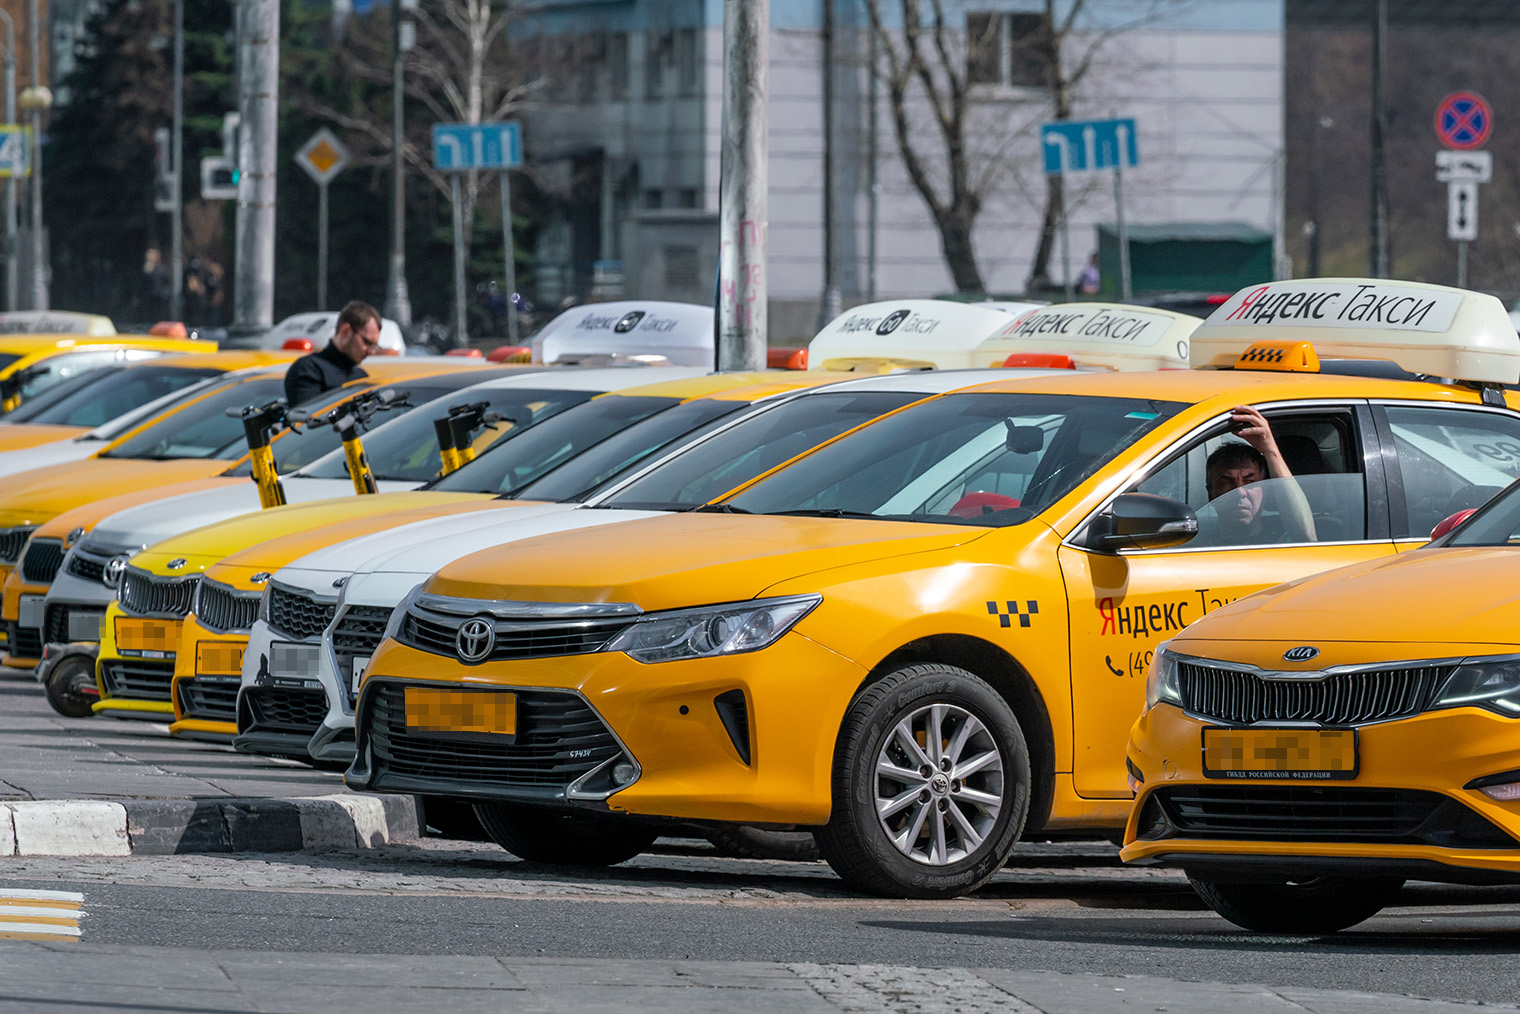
713, 689, 751, 765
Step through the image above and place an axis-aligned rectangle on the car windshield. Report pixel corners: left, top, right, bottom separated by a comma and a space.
3, 364, 221, 427
431, 395, 714, 498
507, 398, 748, 502
600, 390, 924, 510
1438, 479, 1520, 547
296, 386, 597, 483
0, 353, 20, 374
99, 376, 289, 460
221, 379, 481, 477
724, 391, 1185, 526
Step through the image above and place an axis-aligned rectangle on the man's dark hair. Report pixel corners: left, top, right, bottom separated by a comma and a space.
337, 300, 381, 335
1206, 442, 1267, 482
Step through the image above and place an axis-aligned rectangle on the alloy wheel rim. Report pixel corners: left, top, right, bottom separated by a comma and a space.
873, 702, 1004, 866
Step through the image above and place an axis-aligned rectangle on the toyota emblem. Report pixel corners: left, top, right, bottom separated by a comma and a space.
102, 554, 131, 589
456, 617, 496, 664
1283, 646, 1320, 663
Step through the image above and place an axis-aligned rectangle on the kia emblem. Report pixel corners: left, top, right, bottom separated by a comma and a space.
1283, 646, 1320, 663
456, 617, 496, 664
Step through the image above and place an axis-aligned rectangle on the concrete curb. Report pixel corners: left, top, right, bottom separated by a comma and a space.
0, 794, 420, 857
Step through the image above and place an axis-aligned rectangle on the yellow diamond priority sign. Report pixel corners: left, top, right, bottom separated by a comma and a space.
295, 127, 350, 186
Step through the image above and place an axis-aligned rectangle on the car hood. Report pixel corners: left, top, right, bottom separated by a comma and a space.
423, 511, 990, 612
205, 493, 505, 592
1171, 547, 1520, 664
87, 476, 417, 550
0, 437, 101, 481
0, 424, 90, 453
0, 458, 232, 529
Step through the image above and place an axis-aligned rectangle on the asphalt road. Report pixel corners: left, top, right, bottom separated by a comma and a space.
3, 841, 1520, 1008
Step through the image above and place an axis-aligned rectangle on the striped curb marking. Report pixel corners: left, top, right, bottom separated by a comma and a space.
0, 890, 84, 942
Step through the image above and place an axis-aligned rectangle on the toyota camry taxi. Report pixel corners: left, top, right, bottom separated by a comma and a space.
347, 279, 1520, 898
0, 360, 519, 669
140, 371, 834, 742
1120, 469, 1520, 934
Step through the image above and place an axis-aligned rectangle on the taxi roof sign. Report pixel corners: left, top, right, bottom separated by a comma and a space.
972, 302, 1198, 371
809, 299, 1018, 371
1193, 279, 1520, 385
0, 311, 116, 336
532, 301, 715, 367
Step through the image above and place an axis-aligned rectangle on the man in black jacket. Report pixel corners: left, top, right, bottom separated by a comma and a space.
283, 301, 383, 405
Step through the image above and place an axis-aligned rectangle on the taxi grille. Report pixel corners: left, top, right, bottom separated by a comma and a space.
67, 549, 108, 582
332, 606, 391, 697
99, 659, 175, 702
6, 622, 40, 659
21, 539, 65, 583
196, 579, 261, 634
0, 527, 37, 565
119, 568, 200, 619
243, 686, 329, 735
1153, 786, 1518, 848
1177, 661, 1454, 726
176, 676, 240, 723
399, 611, 633, 663
366, 682, 620, 789
45, 604, 104, 644
267, 584, 337, 641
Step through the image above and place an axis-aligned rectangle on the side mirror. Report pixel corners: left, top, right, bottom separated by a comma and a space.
1429, 508, 1477, 541
1087, 493, 1198, 553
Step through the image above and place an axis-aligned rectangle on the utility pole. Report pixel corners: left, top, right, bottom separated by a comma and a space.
232, 0, 279, 334
22, 0, 47, 310
716, 0, 768, 371
1369, 0, 1389, 278
170, 0, 184, 320
0, 9, 15, 311
383, 0, 413, 325
817, 0, 839, 329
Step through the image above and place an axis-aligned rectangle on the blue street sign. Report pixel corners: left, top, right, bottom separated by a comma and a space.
1041, 118, 1139, 175
432, 122, 522, 172
0, 125, 30, 178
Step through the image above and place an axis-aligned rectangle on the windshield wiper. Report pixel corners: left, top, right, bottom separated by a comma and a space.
764, 508, 884, 520
694, 503, 753, 514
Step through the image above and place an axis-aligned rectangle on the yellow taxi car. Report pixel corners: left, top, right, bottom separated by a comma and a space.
1120, 474, 1520, 934
84, 373, 835, 727
348, 279, 1520, 897
0, 360, 490, 667
0, 311, 212, 413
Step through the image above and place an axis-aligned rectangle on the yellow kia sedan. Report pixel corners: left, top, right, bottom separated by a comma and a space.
349, 279, 1520, 897
1121, 475, 1520, 933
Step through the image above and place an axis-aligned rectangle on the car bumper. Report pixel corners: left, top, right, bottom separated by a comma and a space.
347, 633, 869, 825
167, 612, 245, 742
1120, 703, 1520, 883
94, 607, 181, 719
233, 621, 329, 758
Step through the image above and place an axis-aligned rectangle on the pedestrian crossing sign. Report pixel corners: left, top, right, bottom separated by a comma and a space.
0, 125, 30, 178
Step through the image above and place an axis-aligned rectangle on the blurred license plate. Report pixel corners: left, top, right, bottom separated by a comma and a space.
197, 641, 245, 676
349, 655, 371, 700
270, 641, 322, 678
67, 610, 105, 642
1203, 727, 1357, 780
404, 687, 516, 739
18, 595, 43, 628
115, 618, 176, 655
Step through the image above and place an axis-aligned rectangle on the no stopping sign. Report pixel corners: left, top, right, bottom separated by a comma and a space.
1435, 92, 1492, 150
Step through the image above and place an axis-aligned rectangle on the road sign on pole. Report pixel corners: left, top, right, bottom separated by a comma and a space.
1448, 181, 1478, 242
431, 122, 522, 171
1435, 149, 1492, 183
0, 125, 30, 177
295, 127, 350, 185
1435, 92, 1492, 150
1041, 118, 1138, 175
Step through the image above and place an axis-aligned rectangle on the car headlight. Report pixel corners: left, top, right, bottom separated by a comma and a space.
605, 594, 821, 664
258, 584, 273, 624
384, 583, 425, 643
1433, 656, 1520, 716
1144, 645, 1183, 712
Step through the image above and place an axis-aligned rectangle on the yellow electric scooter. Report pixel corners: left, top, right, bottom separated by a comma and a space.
295, 386, 411, 495
438, 400, 507, 474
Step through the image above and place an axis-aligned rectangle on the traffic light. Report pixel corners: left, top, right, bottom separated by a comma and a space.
200, 156, 238, 200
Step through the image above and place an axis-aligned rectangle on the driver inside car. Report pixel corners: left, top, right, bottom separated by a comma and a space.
1200, 405, 1316, 545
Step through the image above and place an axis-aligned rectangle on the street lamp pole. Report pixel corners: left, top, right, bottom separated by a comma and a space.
383, 1, 412, 324
170, 0, 184, 321
0, 9, 16, 311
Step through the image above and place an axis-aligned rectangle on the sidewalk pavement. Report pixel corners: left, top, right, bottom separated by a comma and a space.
0, 669, 419, 856
2, 947, 1514, 1014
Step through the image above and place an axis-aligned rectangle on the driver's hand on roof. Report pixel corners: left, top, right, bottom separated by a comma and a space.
1229, 405, 1291, 480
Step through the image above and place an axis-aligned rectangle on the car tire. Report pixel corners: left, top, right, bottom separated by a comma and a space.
704, 826, 821, 862
473, 801, 658, 867
1188, 875, 1404, 934
44, 657, 98, 719
815, 663, 1030, 899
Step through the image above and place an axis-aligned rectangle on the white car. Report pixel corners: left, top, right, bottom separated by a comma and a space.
41, 367, 702, 656
249, 312, 407, 356
235, 369, 1063, 763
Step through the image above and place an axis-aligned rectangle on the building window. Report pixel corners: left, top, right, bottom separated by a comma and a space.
675, 188, 700, 209
646, 30, 672, 100
644, 189, 664, 210
676, 28, 700, 96
578, 35, 607, 103
966, 11, 1053, 89
609, 33, 630, 99
664, 245, 700, 290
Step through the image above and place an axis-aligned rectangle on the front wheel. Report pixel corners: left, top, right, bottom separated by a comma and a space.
1188, 875, 1404, 934
473, 801, 658, 867
815, 664, 1030, 899
45, 657, 98, 719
